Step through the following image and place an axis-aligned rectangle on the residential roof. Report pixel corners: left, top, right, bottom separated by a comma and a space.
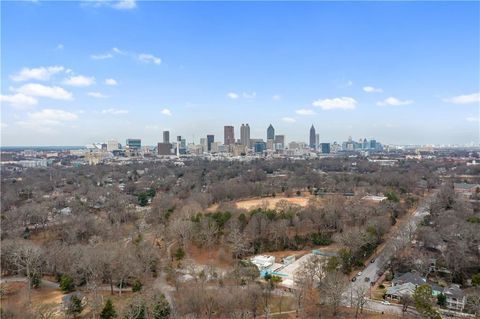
386, 282, 416, 297
443, 286, 465, 299
454, 183, 480, 190
393, 272, 426, 286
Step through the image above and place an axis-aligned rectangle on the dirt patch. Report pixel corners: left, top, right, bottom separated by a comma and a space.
185, 244, 234, 269
232, 196, 316, 211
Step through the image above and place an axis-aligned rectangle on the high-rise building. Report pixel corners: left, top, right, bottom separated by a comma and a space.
200, 138, 207, 152
224, 126, 235, 145
163, 131, 170, 143
126, 139, 141, 149
309, 125, 316, 149
157, 143, 172, 155
107, 140, 119, 152
240, 124, 251, 147
320, 143, 331, 154
274, 135, 285, 150
315, 134, 320, 150
207, 134, 214, 152
254, 141, 267, 154
267, 124, 275, 140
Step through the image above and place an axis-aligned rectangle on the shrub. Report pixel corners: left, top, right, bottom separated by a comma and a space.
60, 274, 75, 293
132, 280, 142, 292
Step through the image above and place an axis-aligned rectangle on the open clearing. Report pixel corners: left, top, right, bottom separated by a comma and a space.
235, 196, 312, 210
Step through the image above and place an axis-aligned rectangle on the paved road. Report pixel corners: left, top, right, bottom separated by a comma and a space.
344, 192, 436, 314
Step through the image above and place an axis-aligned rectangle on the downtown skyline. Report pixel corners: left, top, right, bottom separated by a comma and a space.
1, 1, 479, 146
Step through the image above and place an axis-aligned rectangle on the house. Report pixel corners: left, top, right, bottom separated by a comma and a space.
385, 282, 416, 300
250, 255, 275, 270
443, 285, 466, 312
454, 183, 480, 198
392, 272, 426, 287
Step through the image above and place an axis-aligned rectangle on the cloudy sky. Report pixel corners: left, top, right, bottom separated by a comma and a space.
1, 0, 479, 146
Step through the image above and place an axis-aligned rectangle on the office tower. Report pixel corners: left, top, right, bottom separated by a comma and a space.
240, 123, 251, 147
207, 134, 214, 152
254, 141, 267, 154
274, 135, 285, 150
363, 138, 368, 150
267, 124, 275, 140
315, 134, 320, 150
370, 139, 377, 150
321, 143, 331, 154
163, 131, 170, 143
157, 142, 172, 155
200, 138, 207, 152
309, 125, 316, 149
126, 139, 141, 149
224, 126, 235, 145
107, 140, 119, 152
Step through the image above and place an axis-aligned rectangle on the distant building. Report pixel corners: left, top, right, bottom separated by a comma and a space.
107, 140, 119, 152
240, 124, 251, 147
224, 126, 235, 145
309, 125, 316, 149
200, 138, 207, 152
157, 143, 172, 155
315, 134, 320, 150
267, 124, 275, 140
126, 139, 141, 150
163, 131, 170, 143
274, 135, 285, 150
320, 143, 330, 154
207, 134, 214, 152
254, 141, 267, 154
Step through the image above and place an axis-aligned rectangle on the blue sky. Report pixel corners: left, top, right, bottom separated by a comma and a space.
1, 0, 479, 146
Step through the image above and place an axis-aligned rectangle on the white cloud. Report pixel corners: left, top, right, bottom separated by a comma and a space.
101, 108, 128, 115
17, 109, 78, 133
63, 75, 95, 87
87, 92, 108, 98
15, 83, 73, 100
138, 53, 161, 65
161, 108, 172, 116
242, 92, 256, 99
312, 97, 357, 110
444, 92, 480, 105
0, 93, 38, 109
112, 0, 136, 10
281, 117, 296, 123
11, 66, 65, 82
83, 0, 136, 10
91, 53, 113, 60
227, 92, 239, 100
105, 78, 118, 86
295, 108, 315, 116
272, 94, 282, 101
377, 97, 413, 106
466, 116, 479, 122
112, 47, 126, 55
363, 86, 383, 93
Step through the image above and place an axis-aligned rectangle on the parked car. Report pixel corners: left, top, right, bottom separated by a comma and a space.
364, 277, 370, 282
357, 271, 362, 276
370, 258, 375, 263
381, 301, 391, 305
351, 277, 357, 282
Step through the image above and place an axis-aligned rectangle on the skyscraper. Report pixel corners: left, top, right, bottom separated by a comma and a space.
163, 131, 170, 143
267, 124, 275, 141
240, 124, 250, 147
315, 134, 320, 151
207, 134, 214, 151
309, 125, 316, 149
224, 126, 235, 145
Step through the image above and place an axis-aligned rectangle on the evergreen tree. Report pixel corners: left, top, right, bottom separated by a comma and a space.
100, 299, 117, 319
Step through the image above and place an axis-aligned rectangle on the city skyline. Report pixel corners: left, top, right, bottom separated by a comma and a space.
1, 1, 479, 146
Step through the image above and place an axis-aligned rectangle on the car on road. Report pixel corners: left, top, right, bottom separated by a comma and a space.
357, 271, 362, 276
364, 277, 370, 282
370, 258, 375, 263
381, 301, 391, 305
351, 277, 357, 282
